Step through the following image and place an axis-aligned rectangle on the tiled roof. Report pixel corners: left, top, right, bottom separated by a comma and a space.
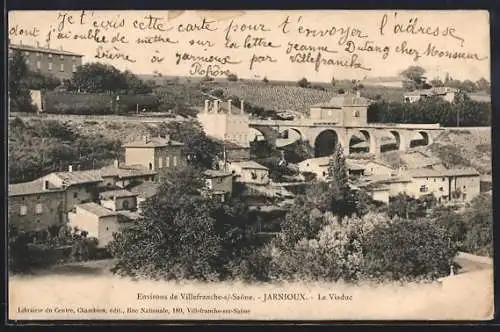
77, 202, 117, 217
203, 169, 233, 178
53, 170, 103, 186
100, 189, 137, 200
407, 168, 445, 178
128, 181, 161, 199
231, 160, 268, 170
9, 43, 83, 57
444, 167, 480, 177
100, 164, 157, 178
9, 178, 64, 196
123, 136, 184, 148
118, 210, 141, 221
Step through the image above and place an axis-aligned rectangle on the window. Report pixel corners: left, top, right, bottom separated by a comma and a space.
251, 171, 258, 180
354, 111, 360, 117
48, 62, 53, 71
36, 204, 43, 214
434, 178, 436, 182
442, 177, 446, 181
20, 205, 27, 216
106, 227, 109, 231
72, 64, 77, 73
60, 63, 64, 72
73, 192, 78, 198
122, 200, 130, 210
419, 185, 428, 193
149, 162, 152, 170
36, 61, 41, 70
439, 187, 443, 192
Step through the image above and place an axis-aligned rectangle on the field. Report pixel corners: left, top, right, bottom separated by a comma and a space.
8, 258, 493, 320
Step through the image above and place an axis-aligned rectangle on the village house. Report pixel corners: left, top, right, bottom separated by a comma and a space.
309, 92, 371, 126
403, 87, 459, 103
9, 42, 83, 81
197, 98, 251, 148
406, 167, 481, 202
68, 201, 140, 248
202, 169, 234, 202
8, 161, 157, 233
128, 181, 161, 213
227, 160, 270, 185
123, 135, 185, 173
297, 156, 393, 181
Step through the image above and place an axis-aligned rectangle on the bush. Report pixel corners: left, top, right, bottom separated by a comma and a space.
364, 218, 457, 281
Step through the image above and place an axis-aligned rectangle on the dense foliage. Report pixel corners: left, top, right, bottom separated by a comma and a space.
8, 51, 37, 113
8, 224, 100, 273
67, 63, 152, 94
430, 193, 493, 257
368, 95, 491, 127
108, 166, 263, 281
9, 118, 121, 183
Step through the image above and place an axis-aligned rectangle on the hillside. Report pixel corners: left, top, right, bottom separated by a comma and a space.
218, 84, 337, 113
424, 128, 491, 175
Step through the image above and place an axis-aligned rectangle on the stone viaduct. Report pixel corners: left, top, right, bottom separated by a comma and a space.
249, 119, 444, 157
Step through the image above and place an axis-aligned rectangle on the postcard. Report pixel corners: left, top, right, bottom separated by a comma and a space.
7, 9, 493, 321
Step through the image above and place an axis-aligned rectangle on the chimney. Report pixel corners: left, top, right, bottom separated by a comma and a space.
114, 159, 119, 168
68, 165, 73, 172
240, 100, 245, 113
227, 100, 232, 113
204, 100, 209, 113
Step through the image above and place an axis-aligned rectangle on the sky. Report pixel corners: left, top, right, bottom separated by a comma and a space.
8, 10, 491, 82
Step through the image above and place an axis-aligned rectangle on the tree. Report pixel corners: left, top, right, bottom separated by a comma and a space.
152, 121, 223, 170
476, 78, 490, 93
226, 73, 238, 82
401, 66, 426, 88
364, 217, 458, 281
461, 193, 493, 256
122, 70, 153, 94
109, 166, 223, 280
70, 63, 128, 93
8, 50, 37, 113
388, 193, 429, 220
327, 144, 352, 214
297, 77, 310, 88
430, 78, 444, 87
429, 206, 466, 246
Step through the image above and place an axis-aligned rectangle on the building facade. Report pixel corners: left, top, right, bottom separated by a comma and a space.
197, 99, 250, 148
9, 43, 83, 81
228, 161, 270, 185
309, 92, 371, 126
123, 135, 185, 172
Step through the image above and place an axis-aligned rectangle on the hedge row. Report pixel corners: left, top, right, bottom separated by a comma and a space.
42, 92, 160, 115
